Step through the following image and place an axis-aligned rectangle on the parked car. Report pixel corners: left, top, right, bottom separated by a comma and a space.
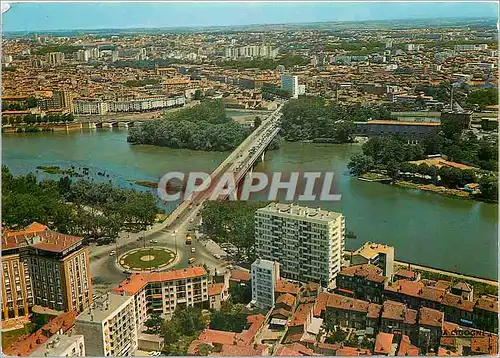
109, 250, 116, 256
149, 239, 158, 244
191, 247, 196, 253
188, 257, 195, 264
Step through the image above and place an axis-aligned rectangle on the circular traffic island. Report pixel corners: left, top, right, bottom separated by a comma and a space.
119, 247, 177, 272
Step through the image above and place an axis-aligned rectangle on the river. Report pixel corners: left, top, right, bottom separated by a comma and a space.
2, 129, 498, 279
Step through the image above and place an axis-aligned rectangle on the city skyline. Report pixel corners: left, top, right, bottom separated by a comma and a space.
2, 1, 498, 32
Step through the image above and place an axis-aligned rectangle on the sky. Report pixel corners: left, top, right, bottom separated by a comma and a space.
2, 1, 499, 32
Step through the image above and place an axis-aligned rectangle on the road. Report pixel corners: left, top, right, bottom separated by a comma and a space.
90, 103, 284, 291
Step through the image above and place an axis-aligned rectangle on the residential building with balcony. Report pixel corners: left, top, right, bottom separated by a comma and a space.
76, 293, 138, 356
351, 242, 395, 279
73, 99, 109, 115
255, 203, 345, 287
113, 267, 209, 325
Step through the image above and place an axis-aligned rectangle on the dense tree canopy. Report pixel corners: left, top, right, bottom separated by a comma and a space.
280, 96, 394, 142
200, 201, 270, 262
2, 166, 159, 241
127, 100, 251, 151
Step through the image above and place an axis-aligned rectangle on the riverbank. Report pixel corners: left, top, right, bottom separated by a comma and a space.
393, 180, 472, 199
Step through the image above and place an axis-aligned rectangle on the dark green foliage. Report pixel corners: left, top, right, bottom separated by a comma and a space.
465, 88, 498, 110
162, 306, 207, 355
123, 78, 160, 87
280, 96, 393, 142
2, 166, 158, 239
127, 100, 251, 151
209, 302, 248, 333
476, 175, 498, 203
200, 201, 269, 262
33, 45, 83, 55
219, 53, 308, 70
229, 282, 252, 305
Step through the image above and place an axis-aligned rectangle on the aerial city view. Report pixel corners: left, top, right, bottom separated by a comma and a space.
1, 1, 498, 356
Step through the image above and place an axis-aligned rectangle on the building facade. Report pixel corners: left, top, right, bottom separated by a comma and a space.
113, 267, 210, 324
251, 259, 280, 309
76, 293, 138, 357
280, 75, 299, 98
255, 203, 345, 287
73, 99, 109, 115
2, 222, 92, 320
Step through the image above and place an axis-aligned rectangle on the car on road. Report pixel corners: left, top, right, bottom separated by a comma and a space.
189, 218, 194, 223
188, 257, 195, 264
149, 240, 158, 244
109, 250, 116, 256
122, 269, 132, 274
191, 247, 196, 253
213, 253, 221, 259
149, 351, 161, 357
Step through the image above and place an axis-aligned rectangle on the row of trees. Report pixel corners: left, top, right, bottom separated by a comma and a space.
3, 97, 37, 110
200, 201, 270, 263
123, 78, 160, 87
127, 100, 251, 151
33, 45, 83, 55
280, 96, 394, 143
2, 167, 159, 241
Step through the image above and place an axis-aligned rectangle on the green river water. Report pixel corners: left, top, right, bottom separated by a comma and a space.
2, 129, 498, 279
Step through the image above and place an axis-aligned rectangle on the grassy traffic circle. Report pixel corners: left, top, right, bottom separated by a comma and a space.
119, 247, 176, 271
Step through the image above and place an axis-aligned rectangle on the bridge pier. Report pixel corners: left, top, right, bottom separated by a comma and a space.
101, 122, 112, 128
82, 121, 97, 129
117, 122, 128, 128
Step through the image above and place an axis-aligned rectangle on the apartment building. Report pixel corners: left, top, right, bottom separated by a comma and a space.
255, 203, 345, 287
454, 44, 489, 51
2, 222, 92, 319
46, 52, 65, 65
76, 293, 138, 356
108, 95, 185, 112
113, 267, 210, 325
73, 99, 109, 115
251, 259, 280, 309
351, 242, 395, 279
280, 75, 300, 98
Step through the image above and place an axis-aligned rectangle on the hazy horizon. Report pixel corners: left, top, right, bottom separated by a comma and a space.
2, 2, 498, 33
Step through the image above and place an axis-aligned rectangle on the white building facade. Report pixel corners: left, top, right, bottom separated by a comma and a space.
75, 293, 138, 357
255, 203, 345, 287
251, 259, 280, 309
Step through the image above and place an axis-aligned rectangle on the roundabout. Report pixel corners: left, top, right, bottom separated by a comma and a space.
119, 247, 177, 271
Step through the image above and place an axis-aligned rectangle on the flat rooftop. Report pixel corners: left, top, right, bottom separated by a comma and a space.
353, 242, 394, 260
30, 334, 84, 357
76, 293, 132, 324
257, 203, 342, 223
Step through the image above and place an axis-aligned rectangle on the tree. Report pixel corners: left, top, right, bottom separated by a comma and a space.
417, 163, 430, 176
347, 153, 374, 176
209, 302, 247, 332
229, 282, 252, 304
386, 160, 400, 178
477, 175, 498, 203
194, 89, 203, 100
462, 169, 477, 185
144, 313, 163, 334
254, 116, 262, 128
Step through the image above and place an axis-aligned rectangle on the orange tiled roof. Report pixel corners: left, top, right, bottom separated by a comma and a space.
471, 335, 498, 355
276, 293, 295, 307
437, 347, 459, 356
386, 279, 446, 303
198, 329, 237, 346
395, 268, 417, 279
336, 346, 372, 356
441, 293, 475, 312
419, 307, 444, 327
288, 303, 314, 327
214, 343, 267, 356
382, 300, 417, 325
3, 311, 77, 356
236, 314, 265, 346
475, 296, 498, 313
397, 335, 419, 356
230, 269, 250, 282
276, 279, 300, 295
208, 283, 224, 296
271, 308, 292, 318
327, 293, 370, 313
314, 291, 329, 317
113, 267, 207, 295
339, 264, 386, 283
375, 332, 394, 355
367, 302, 382, 319
275, 345, 303, 356
285, 343, 314, 356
